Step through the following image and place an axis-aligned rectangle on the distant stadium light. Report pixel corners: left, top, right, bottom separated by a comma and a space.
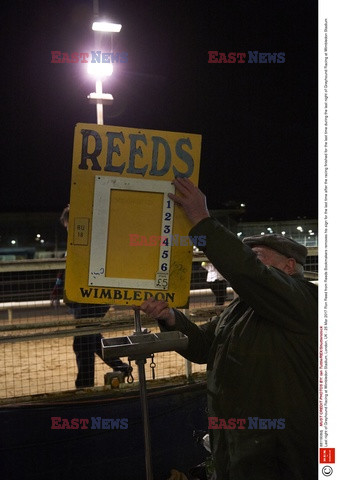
92, 22, 122, 33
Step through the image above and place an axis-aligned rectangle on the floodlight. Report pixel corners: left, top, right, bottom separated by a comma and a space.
92, 21, 122, 32
87, 62, 113, 78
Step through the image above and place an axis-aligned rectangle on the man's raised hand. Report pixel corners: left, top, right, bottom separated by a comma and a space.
169, 177, 210, 226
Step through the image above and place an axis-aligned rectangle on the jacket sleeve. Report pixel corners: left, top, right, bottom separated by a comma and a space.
190, 217, 317, 332
158, 309, 219, 364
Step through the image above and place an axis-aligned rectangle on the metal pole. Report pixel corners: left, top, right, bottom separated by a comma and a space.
137, 358, 153, 480
182, 308, 192, 379
93, 0, 104, 125
93, 0, 99, 18
134, 307, 142, 333
133, 309, 153, 480
96, 79, 104, 125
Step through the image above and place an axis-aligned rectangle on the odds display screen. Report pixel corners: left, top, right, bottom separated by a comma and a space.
64, 123, 201, 307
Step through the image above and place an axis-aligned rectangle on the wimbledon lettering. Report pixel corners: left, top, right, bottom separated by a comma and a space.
79, 287, 175, 303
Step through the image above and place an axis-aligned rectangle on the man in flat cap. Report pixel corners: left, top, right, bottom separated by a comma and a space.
140, 178, 317, 480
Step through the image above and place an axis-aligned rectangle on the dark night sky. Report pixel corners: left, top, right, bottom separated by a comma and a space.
2, 0, 318, 221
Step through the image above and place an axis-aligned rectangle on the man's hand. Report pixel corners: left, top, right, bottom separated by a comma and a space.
169, 177, 210, 226
139, 297, 176, 327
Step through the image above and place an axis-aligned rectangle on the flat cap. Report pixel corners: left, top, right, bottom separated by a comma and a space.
242, 234, 307, 265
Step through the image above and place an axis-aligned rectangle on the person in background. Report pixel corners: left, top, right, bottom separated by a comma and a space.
202, 261, 228, 305
51, 205, 132, 388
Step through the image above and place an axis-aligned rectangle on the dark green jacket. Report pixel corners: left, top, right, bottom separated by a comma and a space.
162, 218, 317, 479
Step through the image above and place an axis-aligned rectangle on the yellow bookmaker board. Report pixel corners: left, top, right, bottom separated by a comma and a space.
64, 123, 201, 308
